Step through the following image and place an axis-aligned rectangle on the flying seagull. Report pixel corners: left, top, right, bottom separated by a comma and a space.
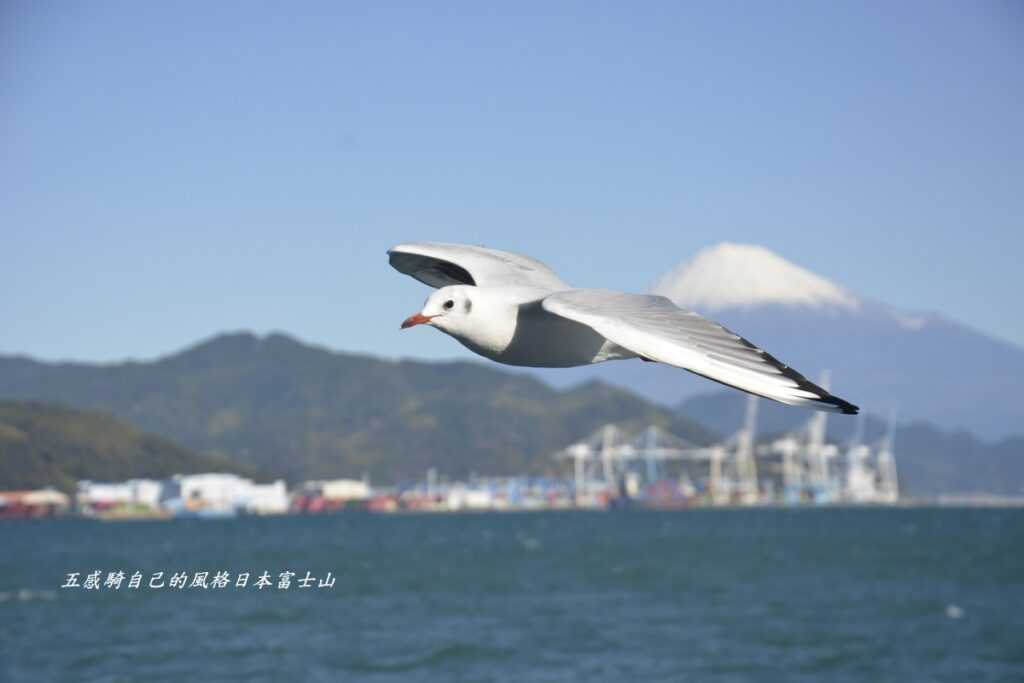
388, 242, 858, 414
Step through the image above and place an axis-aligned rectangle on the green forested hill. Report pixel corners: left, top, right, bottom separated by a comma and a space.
0, 401, 258, 492
0, 333, 716, 482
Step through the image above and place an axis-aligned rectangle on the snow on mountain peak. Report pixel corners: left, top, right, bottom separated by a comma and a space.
651, 243, 860, 311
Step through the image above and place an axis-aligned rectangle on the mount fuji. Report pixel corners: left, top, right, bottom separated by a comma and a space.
531, 243, 1024, 440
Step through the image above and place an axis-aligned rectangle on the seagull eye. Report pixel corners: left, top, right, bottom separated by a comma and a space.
443, 299, 454, 310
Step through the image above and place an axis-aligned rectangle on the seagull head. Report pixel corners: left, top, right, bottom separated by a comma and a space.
401, 285, 475, 333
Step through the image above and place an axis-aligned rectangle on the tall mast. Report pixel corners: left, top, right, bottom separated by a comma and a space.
877, 410, 899, 503
737, 395, 760, 503
805, 371, 831, 499
601, 424, 618, 488
644, 426, 660, 484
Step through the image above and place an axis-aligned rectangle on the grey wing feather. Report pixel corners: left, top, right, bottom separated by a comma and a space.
542, 289, 858, 414
388, 242, 569, 291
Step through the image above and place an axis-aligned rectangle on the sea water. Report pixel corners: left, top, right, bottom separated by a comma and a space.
2, 508, 1022, 682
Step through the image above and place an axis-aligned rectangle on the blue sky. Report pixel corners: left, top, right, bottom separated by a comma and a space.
3, 1, 1022, 362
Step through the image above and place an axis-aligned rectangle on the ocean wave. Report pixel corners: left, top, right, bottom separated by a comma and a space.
0, 589, 57, 603
344, 642, 507, 672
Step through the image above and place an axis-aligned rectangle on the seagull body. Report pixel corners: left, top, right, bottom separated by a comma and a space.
389, 242, 858, 414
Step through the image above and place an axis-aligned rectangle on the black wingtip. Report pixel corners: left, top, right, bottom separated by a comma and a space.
832, 397, 859, 415
806, 393, 856, 413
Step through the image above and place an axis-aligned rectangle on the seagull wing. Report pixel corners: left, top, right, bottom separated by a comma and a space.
388, 242, 569, 291
542, 289, 858, 414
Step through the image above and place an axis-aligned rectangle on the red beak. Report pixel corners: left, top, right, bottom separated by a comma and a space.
401, 313, 435, 329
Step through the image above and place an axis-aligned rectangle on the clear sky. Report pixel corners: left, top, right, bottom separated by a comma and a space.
3, 1, 1022, 363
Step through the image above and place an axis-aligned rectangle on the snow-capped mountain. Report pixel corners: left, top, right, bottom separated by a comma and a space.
531, 243, 1024, 440
651, 243, 860, 311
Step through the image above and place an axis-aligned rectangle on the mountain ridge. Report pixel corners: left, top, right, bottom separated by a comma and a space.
1, 332, 1021, 495
0, 332, 716, 483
